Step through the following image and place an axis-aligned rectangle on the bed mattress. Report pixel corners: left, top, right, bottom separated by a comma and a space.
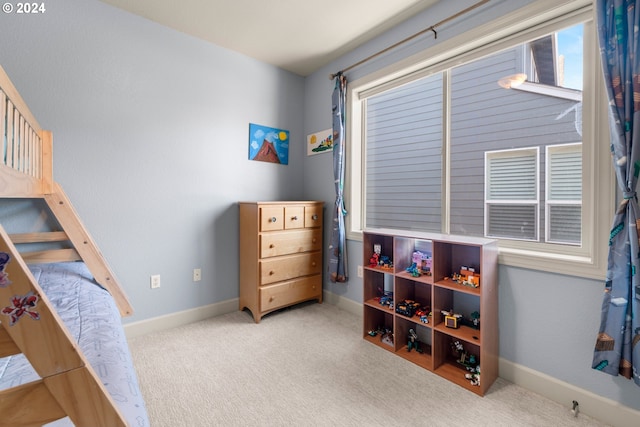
0, 261, 149, 427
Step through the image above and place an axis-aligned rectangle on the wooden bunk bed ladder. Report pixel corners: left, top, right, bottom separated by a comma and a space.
4, 185, 134, 318
0, 227, 127, 427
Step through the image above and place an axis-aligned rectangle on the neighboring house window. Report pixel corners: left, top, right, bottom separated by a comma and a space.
485, 148, 539, 241
546, 143, 582, 245
347, 1, 612, 278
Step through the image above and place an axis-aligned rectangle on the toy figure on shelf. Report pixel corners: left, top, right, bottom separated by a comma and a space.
368, 325, 391, 338
416, 306, 431, 324
406, 262, 421, 277
370, 244, 394, 269
451, 340, 479, 373
379, 255, 393, 270
449, 266, 480, 288
421, 255, 432, 276
381, 330, 394, 347
451, 340, 464, 358
376, 289, 394, 309
369, 243, 382, 267
471, 311, 480, 329
395, 299, 420, 317
406, 251, 432, 277
369, 253, 379, 268
407, 328, 421, 352
441, 309, 463, 329
465, 366, 481, 386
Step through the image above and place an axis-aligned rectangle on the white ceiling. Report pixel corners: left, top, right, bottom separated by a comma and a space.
99, 0, 439, 76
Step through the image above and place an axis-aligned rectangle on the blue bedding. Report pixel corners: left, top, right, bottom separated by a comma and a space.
0, 262, 149, 426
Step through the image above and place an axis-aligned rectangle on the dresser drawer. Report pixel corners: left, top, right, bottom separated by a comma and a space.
284, 205, 305, 229
260, 206, 284, 231
259, 252, 321, 285
305, 205, 323, 228
260, 229, 322, 258
260, 275, 322, 312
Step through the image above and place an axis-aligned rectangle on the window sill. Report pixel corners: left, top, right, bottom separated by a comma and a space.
498, 246, 605, 280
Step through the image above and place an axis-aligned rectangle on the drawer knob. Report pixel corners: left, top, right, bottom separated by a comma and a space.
311, 262, 316, 267
270, 296, 274, 302
312, 214, 318, 220
312, 238, 317, 243
292, 216, 298, 220
269, 244, 275, 248
270, 217, 277, 223
269, 271, 275, 276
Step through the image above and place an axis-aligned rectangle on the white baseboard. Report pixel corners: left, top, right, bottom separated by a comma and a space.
123, 298, 238, 338
123, 293, 360, 338
123, 292, 640, 427
499, 358, 640, 427
323, 289, 362, 316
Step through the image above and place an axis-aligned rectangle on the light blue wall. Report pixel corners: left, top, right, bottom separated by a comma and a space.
302, 0, 640, 414
0, 0, 306, 322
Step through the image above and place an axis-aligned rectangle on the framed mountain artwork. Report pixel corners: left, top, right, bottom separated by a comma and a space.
248, 123, 289, 165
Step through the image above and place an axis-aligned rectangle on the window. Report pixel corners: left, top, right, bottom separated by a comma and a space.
546, 143, 582, 244
347, 0, 613, 278
485, 148, 539, 241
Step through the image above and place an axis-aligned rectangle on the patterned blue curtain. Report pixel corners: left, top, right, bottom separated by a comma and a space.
592, 0, 640, 386
328, 73, 348, 283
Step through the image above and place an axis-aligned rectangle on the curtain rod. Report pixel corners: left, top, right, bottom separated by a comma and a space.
329, 0, 490, 80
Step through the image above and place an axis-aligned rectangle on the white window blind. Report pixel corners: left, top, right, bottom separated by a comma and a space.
485, 149, 539, 240
546, 144, 582, 244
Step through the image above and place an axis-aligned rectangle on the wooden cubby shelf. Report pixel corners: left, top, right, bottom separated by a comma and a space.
362, 228, 498, 396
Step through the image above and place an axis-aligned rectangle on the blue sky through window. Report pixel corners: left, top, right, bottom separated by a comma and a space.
557, 24, 583, 90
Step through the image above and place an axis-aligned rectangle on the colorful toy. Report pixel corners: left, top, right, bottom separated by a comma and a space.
442, 309, 462, 329
470, 311, 480, 329
415, 306, 431, 323
405, 262, 421, 277
370, 244, 382, 267
381, 330, 394, 347
369, 252, 380, 267
407, 328, 420, 352
379, 255, 393, 269
395, 299, 420, 317
451, 266, 480, 288
465, 366, 481, 386
406, 251, 432, 276
377, 290, 394, 309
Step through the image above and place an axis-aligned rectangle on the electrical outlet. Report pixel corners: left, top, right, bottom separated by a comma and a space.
150, 274, 161, 289
357, 265, 364, 278
193, 268, 202, 282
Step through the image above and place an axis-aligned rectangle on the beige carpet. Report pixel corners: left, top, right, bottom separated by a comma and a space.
129, 302, 609, 427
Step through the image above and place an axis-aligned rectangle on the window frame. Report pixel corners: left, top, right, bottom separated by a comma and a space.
345, 0, 613, 279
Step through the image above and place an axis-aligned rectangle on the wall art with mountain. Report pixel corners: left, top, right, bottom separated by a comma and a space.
248, 123, 289, 165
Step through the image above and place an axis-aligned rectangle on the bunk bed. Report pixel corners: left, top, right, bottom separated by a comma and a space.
0, 65, 149, 426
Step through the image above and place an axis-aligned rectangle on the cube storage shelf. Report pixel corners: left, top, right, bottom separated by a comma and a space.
362, 228, 498, 396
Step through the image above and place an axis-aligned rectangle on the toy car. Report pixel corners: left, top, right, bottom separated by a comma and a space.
415, 306, 430, 317
395, 299, 420, 317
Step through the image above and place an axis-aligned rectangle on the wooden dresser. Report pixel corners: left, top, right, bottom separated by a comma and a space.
239, 201, 323, 323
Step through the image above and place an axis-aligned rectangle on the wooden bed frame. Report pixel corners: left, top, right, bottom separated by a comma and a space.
0, 65, 134, 426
